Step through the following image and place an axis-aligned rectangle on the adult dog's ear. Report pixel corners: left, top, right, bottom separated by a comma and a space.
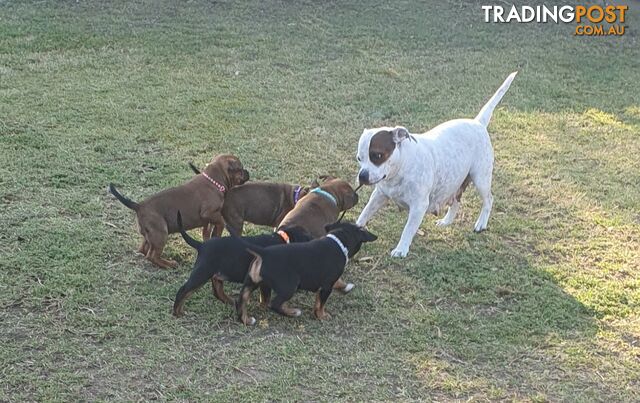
392, 126, 416, 143
360, 228, 378, 242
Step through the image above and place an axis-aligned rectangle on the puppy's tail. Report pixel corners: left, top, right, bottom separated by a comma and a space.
177, 211, 202, 250
474, 71, 518, 128
108, 183, 139, 211
188, 162, 201, 175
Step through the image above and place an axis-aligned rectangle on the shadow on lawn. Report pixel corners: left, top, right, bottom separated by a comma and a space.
399, 218, 600, 398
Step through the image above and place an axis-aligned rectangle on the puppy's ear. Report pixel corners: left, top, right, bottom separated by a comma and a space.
282, 226, 312, 242
324, 222, 340, 232
319, 175, 335, 183
311, 175, 335, 188
360, 229, 378, 242
392, 127, 416, 143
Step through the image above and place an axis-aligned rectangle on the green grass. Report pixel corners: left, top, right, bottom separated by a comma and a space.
1, 0, 639, 400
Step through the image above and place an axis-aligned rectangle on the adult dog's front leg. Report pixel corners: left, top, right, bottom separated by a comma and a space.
356, 188, 389, 227
391, 203, 428, 258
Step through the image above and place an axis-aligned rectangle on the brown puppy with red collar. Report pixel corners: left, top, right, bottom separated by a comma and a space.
109, 154, 249, 268
274, 176, 359, 293
189, 162, 309, 236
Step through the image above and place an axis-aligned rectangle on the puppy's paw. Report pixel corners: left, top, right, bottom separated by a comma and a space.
292, 308, 302, 317
166, 259, 179, 269
246, 316, 257, 326
390, 247, 408, 258
314, 310, 331, 320
336, 283, 355, 294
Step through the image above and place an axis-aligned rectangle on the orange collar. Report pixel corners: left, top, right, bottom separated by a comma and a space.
276, 230, 290, 244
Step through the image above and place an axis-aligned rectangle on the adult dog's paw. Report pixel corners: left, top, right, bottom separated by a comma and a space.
390, 247, 408, 258
473, 223, 488, 233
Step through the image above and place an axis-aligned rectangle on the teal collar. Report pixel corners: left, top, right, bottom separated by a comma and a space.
310, 188, 337, 206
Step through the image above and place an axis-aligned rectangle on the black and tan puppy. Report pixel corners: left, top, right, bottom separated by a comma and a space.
236, 222, 377, 326
173, 212, 312, 317
109, 154, 249, 268
277, 176, 360, 293
189, 162, 309, 236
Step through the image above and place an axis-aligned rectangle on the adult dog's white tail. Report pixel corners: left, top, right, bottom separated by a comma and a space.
475, 72, 518, 127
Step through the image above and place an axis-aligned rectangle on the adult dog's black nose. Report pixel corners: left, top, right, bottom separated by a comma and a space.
358, 170, 369, 185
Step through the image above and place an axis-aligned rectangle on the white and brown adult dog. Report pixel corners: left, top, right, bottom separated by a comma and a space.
355, 72, 518, 257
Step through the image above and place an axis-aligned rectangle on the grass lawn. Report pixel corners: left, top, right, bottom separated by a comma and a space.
1, 0, 639, 401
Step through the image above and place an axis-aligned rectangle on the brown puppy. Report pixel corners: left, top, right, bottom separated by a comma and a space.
109, 154, 249, 268
222, 182, 310, 235
276, 176, 359, 293
277, 176, 358, 238
189, 162, 309, 236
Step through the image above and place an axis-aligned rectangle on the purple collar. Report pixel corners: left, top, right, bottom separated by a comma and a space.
293, 185, 303, 204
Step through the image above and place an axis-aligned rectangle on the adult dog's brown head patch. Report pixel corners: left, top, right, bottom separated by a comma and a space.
368, 130, 396, 166
368, 127, 415, 166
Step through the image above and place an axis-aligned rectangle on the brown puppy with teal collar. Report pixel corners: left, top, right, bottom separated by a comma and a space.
109, 154, 249, 268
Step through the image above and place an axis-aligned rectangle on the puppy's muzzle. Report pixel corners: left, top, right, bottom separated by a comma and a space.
242, 169, 250, 182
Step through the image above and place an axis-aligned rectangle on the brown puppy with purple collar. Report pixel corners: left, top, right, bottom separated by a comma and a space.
222, 183, 309, 236
189, 162, 309, 236
109, 154, 249, 268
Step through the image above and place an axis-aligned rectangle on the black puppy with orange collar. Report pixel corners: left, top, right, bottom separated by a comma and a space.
236, 222, 377, 325
173, 212, 311, 317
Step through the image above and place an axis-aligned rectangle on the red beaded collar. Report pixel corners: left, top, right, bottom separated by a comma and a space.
201, 171, 226, 193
